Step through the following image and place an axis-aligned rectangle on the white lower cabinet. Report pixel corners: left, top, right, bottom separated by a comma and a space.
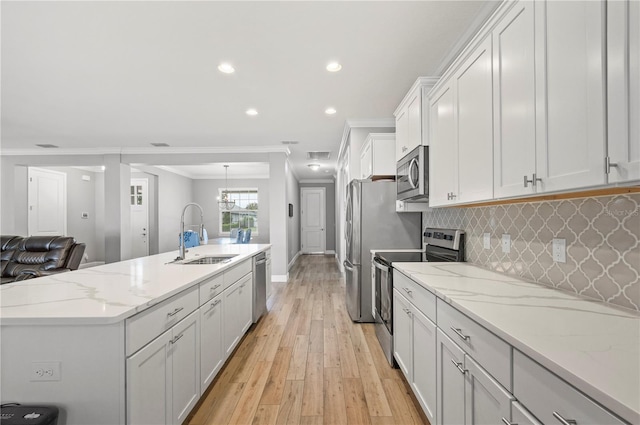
392, 289, 412, 376
465, 355, 514, 425
223, 273, 253, 356
127, 310, 200, 425
411, 306, 437, 422
199, 293, 224, 392
510, 402, 542, 425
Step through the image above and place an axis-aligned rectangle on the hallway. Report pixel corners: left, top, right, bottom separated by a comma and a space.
187, 254, 428, 425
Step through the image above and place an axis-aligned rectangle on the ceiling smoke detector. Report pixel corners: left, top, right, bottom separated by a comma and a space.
307, 151, 331, 160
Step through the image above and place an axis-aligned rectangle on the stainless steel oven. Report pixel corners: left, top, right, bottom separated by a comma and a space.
396, 145, 428, 201
374, 228, 465, 366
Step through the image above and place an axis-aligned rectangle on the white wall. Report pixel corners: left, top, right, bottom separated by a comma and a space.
286, 161, 300, 266
192, 178, 270, 243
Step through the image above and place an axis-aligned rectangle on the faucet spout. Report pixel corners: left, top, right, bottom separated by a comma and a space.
178, 202, 205, 260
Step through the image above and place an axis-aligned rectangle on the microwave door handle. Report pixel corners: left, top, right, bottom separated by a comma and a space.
408, 158, 419, 189
373, 258, 391, 273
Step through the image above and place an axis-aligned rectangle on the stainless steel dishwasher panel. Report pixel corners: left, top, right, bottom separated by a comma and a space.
253, 252, 267, 322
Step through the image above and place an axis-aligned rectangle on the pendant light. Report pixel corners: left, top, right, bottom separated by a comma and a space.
218, 165, 236, 211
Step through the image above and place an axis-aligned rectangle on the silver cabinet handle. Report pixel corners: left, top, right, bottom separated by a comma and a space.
450, 358, 467, 374
524, 174, 542, 188
450, 326, 470, 341
170, 333, 184, 345
240, 283, 246, 288
552, 412, 577, 425
605, 156, 619, 174
501, 418, 516, 425
403, 287, 413, 295
167, 307, 184, 317
403, 308, 411, 316
210, 299, 222, 308
524, 175, 533, 187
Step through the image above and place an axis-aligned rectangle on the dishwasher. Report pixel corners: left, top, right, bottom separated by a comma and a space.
252, 252, 267, 322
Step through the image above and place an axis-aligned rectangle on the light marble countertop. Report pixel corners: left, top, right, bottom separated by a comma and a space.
0, 244, 270, 326
393, 262, 640, 424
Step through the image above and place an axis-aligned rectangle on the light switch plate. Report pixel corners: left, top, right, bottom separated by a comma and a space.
502, 234, 511, 253
552, 238, 566, 263
483, 233, 491, 250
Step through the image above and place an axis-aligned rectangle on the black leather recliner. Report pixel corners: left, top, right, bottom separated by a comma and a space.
1, 235, 86, 284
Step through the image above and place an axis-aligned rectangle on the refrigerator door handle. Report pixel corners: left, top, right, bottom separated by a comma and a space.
343, 261, 354, 271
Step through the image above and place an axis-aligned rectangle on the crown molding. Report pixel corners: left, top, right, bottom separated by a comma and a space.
0, 145, 291, 157
344, 118, 395, 129
0, 147, 122, 156
299, 179, 335, 184
393, 76, 440, 117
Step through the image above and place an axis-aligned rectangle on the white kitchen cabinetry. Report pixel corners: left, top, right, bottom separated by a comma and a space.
513, 350, 626, 425
199, 292, 224, 392
223, 273, 253, 356
465, 355, 514, 425
360, 133, 396, 179
533, 0, 606, 193
510, 402, 542, 425
392, 289, 412, 376
395, 77, 439, 162
127, 310, 200, 425
428, 36, 493, 207
493, 0, 538, 198
436, 329, 466, 425
607, 0, 640, 184
411, 304, 437, 422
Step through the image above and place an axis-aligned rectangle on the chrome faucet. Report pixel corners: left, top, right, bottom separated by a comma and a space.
177, 202, 205, 260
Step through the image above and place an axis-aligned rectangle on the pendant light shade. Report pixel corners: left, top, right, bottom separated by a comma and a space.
218, 165, 236, 211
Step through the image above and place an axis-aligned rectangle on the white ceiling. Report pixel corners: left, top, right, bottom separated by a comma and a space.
155, 163, 270, 180
1, 1, 498, 180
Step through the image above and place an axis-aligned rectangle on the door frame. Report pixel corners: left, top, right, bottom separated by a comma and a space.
300, 187, 326, 254
28, 167, 67, 236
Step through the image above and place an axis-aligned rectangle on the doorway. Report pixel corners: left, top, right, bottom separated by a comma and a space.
28, 167, 67, 236
130, 178, 149, 258
300, 187, 326, 254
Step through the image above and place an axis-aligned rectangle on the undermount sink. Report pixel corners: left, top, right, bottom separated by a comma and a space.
182, 255, 238, 265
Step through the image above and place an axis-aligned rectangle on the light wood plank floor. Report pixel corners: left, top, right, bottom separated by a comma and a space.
187, 254, 429, 425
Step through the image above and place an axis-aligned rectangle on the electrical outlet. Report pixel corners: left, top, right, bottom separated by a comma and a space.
483, 233, 491, 250
552, 238, 566, 263
31, 362, 61, 381
502, 234, 511, 253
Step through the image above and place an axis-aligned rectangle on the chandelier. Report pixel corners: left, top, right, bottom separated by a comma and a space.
218, 165, 236, 211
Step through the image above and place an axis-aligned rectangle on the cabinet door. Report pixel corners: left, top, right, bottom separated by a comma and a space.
534, 0, 606, 192
455, 36, 494, 203
171, 310, 200, 425
493, 0, 538, 198
223, 280, 241, 356
608, 0, 640, 183
396, 108, 410, 161
436, 329, 466, 425
464, 356, 514, 425
237, 274, 253, 335
200, 293, 224, 392
392, 289, 412, 378
407, 91, 422, 153
360, 141, 373, 179
127, 330, 172, 425
412, 307, 437, 425
429, 83, 458, 207
511, 402, 542, 425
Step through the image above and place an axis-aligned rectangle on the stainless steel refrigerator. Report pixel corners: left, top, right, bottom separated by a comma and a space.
344, 179, 422, 322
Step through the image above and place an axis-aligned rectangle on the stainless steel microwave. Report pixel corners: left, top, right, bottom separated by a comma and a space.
396, 145, 428, 201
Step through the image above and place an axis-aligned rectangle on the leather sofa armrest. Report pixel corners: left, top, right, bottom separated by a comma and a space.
28, 269, 73, 277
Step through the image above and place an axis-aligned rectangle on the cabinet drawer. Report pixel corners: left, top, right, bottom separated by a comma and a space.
223, 259, 252, 289
126, 285, 199, 356
512, 401, 542, 425
437, 299, 511, 389
513, 350, 625, 425
393, 270, 436, 322
199, 273, 224, 305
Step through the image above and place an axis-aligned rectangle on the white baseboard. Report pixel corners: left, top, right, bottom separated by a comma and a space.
272, 274, 288, 282
288, 251, 301, 271
325, 250, 335, 254
79, 261, 105, 269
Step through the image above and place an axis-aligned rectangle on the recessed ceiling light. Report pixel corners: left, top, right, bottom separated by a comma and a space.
35, 144, 59, 148
326, 62, 342, 72
218, 63, 235, 74
308, 164, 321, 171
246, 108, 258, 116
325, 107, 337, 115
101, 166, 106, 171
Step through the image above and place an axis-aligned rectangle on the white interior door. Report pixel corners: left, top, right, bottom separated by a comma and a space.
130, 178, 149, 258
301, 187, 326, 254
28, 167, 67, 236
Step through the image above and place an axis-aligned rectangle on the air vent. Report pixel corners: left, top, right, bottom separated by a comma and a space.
281, 141, 299, 145
150, 142, 170, 147
35, 144, 59, 148
307, 151, 331, 160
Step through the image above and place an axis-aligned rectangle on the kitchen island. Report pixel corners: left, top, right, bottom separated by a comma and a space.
393, 262, 639, 425
0, 243, 270, 425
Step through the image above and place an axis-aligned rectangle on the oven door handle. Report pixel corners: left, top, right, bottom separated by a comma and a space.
373, 258, 391, 272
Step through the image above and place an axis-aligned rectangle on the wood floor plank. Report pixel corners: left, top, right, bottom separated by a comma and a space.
261, 324, 285, 362
381, 378, 427, 425
260, 346, 293, 405
357, 347, 393, 417
337, 332, 360, 379
343, 378, 372, 425
228, 360, 273, 425
275, 380, 305, 425
202, 382, 245, 425
323, 326, 341, 368
323, 367, 348, 425
233, 334, 269, 383
362, 325, 401, 381
252, 405, 279, 425
308, 320, 324, 353
301, 352, 324, 417
286, 334, 309, 380
299, 416, 324, 425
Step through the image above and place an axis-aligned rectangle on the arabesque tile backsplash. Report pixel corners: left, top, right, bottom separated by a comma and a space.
422, 193, 640, 311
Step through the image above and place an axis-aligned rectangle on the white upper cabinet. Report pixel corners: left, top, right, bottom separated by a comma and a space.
429, 82, 458, 207
360, 133, 396, 179
493, 0, 538, 198
455, 36, 494, 204
607, 0, 640, 183
395, 77, 439, 162
534, 0, 607, 192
